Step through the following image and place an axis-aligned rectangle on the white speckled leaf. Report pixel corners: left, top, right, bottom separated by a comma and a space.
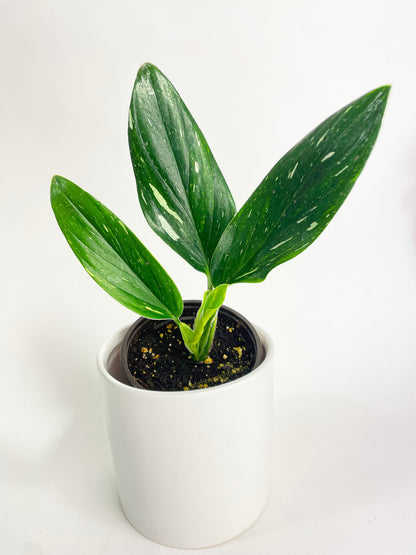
50, 176, 183, 320
129, 63, 236, 277
210, 86, 390, 286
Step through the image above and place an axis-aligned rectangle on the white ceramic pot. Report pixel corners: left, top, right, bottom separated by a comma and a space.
97, 323, 274, 549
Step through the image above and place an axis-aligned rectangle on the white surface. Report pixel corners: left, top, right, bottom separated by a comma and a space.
1, 0, 415, 553
97, 326, 273, 548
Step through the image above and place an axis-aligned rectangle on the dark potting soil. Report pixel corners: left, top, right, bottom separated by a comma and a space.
126, 311, 258, 391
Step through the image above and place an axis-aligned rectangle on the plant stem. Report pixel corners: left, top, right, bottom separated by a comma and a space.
175, 284, 228, 361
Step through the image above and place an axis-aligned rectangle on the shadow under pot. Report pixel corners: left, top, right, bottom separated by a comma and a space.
120, 301, 264, 392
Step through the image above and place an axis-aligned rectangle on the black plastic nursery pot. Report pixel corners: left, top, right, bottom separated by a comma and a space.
120, 301, 264, 392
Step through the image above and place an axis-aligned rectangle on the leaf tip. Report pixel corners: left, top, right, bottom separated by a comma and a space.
137, 62, 160, 80
50, 175, 62, 201
368, 84, 391, 107
51, 174, 67, 188
377, 83, 391, 98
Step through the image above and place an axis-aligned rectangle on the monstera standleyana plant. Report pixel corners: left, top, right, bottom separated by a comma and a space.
51, 63, 389, 361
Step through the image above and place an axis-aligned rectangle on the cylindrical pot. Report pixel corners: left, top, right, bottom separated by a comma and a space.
97, 308, 274, 549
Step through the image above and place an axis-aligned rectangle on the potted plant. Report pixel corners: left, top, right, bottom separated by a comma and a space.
51, 63, 389, 548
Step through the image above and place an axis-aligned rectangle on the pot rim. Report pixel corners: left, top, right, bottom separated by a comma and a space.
97, 323, 274, 398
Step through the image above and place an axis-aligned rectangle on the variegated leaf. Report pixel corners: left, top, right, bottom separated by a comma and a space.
210, 86, 390, 285
50, 175, 183, 320
129, 63, 236, 277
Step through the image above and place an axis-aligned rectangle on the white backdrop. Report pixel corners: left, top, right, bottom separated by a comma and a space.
1, 0, 415, 553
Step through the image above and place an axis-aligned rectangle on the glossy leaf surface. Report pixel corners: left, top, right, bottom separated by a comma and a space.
128, 63, 236, 276
50, 176, 183, 320
210, 86, 390, 286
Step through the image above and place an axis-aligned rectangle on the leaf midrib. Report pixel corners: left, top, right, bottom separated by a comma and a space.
147, 70, 209, 272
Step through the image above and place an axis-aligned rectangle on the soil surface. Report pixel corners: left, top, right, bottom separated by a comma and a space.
125, 310, 258, 391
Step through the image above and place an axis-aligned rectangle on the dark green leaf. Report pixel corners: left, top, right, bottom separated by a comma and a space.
210, 86, 390, 286
50, 176, 183, 320
128, 63, 236, 276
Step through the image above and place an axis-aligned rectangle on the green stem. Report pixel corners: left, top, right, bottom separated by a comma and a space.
176, 284, 228, 361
